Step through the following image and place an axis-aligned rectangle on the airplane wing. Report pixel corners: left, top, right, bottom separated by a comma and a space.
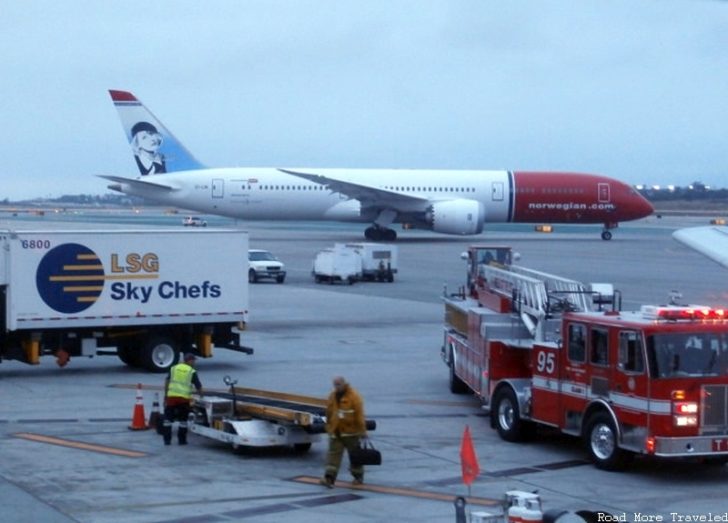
672, 226, 728, 268
97, 174, 178, 191
278, 168, 430, 207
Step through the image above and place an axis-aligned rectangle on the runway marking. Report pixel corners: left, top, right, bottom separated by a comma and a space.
291, 475, 500, 507
14, 432, 146, 458
110, 383, 164, 391
404, 399, 477, 407
153, 494, 363, 522
0, 418, 129, 424
423, 459, 590, 485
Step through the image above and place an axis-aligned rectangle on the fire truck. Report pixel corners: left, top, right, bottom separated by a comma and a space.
442, 245, 728, 470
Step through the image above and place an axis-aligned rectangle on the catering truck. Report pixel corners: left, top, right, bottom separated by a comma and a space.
442, 245, 728, 470
0, 228, 251, 372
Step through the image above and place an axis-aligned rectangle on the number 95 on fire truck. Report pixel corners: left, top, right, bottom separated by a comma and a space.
442, 245, 728, 470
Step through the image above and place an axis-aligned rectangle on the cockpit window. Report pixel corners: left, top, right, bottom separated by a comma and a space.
618, 331, 644, 373
646, 332, 728, 378
590, 328, 609, 366
567, 323, 587, 363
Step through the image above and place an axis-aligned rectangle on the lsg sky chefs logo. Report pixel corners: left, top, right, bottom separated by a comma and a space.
36, 243, 220, 314
36, 244, 160, 314
36, 243, 109, 313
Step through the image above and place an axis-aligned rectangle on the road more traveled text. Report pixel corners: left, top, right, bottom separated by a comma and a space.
598, 513, 728, 522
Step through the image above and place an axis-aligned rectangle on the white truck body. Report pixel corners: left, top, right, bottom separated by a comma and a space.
312, 247, 362, 284
336, 242, 398, 281
0, 228, 250, 371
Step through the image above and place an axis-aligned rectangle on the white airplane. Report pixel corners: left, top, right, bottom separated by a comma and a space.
673, 226, 728, 268
101, 90, 653, 241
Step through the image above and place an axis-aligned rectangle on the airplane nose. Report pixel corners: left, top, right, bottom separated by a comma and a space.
638, 192, 654, 217
630, 190, 654, 219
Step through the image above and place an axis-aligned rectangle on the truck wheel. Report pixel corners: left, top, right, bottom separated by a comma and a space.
248, 269, 258, 283
117, 344, 141, 367
584, 412, 630, 471
276, 275, 285, 283
142, 336, 180, 373
448, 359, 468, 394
293, 442, 312, 453
492, 387, 524, 442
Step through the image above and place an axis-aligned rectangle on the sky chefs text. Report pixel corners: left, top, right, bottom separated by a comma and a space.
108, 250, 221, 303
109, 280, 221, 304
36, 244, 224, 316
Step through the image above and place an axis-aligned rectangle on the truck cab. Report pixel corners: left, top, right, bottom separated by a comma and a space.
444, 244, 728, 470
519, 305, 728, 469
462, 245, 515, 296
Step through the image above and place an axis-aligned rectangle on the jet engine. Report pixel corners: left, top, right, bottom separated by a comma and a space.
426, 199, 485, 235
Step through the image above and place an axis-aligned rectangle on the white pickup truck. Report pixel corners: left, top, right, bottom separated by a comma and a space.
248, 249, 286, 283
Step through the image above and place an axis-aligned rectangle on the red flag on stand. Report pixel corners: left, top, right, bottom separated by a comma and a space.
460, 425, 480, 486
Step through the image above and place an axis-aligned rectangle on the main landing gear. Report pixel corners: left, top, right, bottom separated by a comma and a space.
364, 226, 397, 241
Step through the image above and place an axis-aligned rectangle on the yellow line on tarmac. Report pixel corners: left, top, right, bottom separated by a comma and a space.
292, 476, 500, 507
14, 433, 146, 458
404, 399, 476, 407
110, 383, 164, 391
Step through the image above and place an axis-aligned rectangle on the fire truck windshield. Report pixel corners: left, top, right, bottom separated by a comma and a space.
646, 332, 728, 378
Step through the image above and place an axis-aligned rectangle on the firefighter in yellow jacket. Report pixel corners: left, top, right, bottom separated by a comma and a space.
320, 376, 367, 488
163, 353, 203, 445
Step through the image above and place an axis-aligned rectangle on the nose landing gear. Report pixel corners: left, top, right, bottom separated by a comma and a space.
601, 222, 618, 241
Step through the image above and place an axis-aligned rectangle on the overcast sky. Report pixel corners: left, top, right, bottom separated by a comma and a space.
2, 0, 727, 200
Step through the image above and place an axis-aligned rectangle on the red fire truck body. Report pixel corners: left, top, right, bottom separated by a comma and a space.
442, 246, 728, 470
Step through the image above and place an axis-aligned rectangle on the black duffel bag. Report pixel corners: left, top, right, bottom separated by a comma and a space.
349, 438, 382, 466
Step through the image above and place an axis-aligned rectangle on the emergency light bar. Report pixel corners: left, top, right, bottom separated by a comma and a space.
641, 305, 727, 321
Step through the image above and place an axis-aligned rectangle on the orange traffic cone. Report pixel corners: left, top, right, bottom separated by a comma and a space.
148, 392, 162, 434
128, 383, 149, 431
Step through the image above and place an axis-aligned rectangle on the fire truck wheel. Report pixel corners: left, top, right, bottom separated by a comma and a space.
585, 412, 630, 470
448, 360, 468, 394
492, 387, 524, 442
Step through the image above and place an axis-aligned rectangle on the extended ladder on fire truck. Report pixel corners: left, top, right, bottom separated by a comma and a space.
189, 376, 376, 452
476, 262, 602, 341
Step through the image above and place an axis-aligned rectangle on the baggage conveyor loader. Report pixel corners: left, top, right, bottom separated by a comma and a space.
189, 376, 376, 452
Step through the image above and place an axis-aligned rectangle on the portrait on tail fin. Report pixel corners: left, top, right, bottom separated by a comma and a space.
109, 89, 204, 174
131, 121, 166, 175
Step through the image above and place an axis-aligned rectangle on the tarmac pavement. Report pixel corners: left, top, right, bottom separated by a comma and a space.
1, 214, 728, 522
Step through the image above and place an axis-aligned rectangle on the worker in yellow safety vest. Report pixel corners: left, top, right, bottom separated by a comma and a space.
320, 376, 367, 488
163, 352, 203, 445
